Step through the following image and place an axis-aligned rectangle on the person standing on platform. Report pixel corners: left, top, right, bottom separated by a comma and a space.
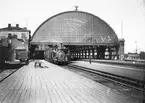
33, 53, 35, 61
89, 55, 92, 64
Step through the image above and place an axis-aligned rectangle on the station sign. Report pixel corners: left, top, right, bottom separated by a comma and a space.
84, 35, 117, 44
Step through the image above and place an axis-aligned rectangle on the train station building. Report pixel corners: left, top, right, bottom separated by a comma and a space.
31, 10, 125, 60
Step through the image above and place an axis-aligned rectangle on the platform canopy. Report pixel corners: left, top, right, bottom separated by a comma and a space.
31, 11, 118, 45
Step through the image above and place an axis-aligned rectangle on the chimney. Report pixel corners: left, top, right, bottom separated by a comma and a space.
8, 24, 11, 28
16, 24, 19, 28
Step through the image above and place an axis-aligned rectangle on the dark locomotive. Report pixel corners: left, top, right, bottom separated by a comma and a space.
0, 45, 29, 66
0, 38, 29, 67
16, 49, 29, 62
44, 44, 70, 65
0, 45, 9, 69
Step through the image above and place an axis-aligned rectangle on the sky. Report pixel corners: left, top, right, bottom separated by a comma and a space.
0, 0, 145, 53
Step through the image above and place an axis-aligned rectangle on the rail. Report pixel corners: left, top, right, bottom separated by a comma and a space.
68, 64, 145, 91
0, 62, 26, 83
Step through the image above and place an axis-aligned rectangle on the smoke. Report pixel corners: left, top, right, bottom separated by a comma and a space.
142, 0, 145, 8
140, 0, 145, 16
143, 0, 145, 4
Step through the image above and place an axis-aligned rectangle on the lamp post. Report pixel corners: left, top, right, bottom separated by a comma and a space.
135, 41, 137, 54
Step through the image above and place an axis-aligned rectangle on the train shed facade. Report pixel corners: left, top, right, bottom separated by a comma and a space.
31, 10, 124, 60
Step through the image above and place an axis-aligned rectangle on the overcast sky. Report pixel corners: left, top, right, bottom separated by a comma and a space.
0, 0, 145, 53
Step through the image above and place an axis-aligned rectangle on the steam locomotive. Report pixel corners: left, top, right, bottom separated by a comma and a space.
44, 46, 70, 65
16, 49, 29, 63
0, 44, 29, 67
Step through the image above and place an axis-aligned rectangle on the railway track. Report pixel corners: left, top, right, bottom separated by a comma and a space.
0, 63, 25, 82
67, 64, 145, 91
0, 69, 17, 82
63, 64, 145, 102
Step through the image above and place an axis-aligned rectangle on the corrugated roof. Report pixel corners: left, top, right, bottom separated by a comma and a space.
31, 11, 118, 45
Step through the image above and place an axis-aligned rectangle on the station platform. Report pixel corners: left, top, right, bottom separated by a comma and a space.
70, 61, 145, 83
82, 59, 145, 69
0, 60, 141, 103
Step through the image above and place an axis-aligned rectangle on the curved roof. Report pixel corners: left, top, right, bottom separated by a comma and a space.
31, 11, 118, 45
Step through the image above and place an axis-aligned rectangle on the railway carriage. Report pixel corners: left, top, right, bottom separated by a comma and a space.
44, 48, 56, 63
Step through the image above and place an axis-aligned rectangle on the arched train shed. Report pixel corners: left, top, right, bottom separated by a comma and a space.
31, 10, 124, 60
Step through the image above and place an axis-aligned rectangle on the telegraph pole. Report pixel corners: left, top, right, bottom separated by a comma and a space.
135, 41, 137, 53
25, 18, 28, 28
121, 21, 123, 38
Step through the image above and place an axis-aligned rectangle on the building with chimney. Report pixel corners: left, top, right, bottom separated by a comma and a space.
0, 24, 31, 61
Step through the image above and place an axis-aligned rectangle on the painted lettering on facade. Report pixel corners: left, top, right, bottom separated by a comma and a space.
85, 35, 117, 43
